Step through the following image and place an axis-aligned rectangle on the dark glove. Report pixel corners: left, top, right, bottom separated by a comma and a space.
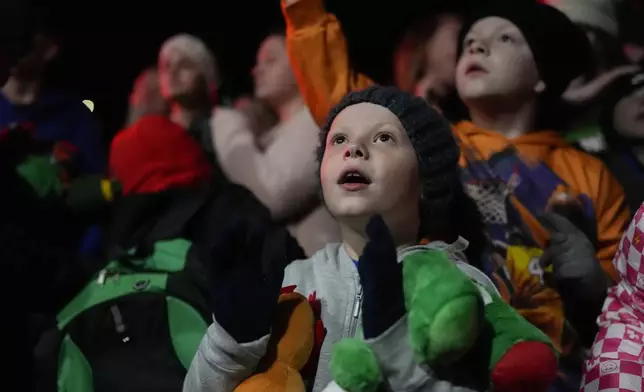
358, 215, 406, 339
539, 212, 608, 297
210, 215, 304, 343
539, 212, 608, 345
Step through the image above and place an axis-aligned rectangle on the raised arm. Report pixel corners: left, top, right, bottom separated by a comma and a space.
185, 193, 304, 391
211, 107, 321, 221
282, 0, 375, 126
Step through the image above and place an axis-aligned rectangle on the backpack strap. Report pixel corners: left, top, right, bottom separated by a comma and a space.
107, 186, 212, 263
142, 186, 211, 244
141, 239, 193, 272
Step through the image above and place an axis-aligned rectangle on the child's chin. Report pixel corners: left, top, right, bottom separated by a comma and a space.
331, 203, 379, 222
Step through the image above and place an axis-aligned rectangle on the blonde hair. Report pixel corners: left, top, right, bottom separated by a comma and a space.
159, 33, 220, 87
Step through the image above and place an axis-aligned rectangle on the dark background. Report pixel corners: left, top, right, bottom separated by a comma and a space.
44, 0, 469, 137
44, 0, 644, 139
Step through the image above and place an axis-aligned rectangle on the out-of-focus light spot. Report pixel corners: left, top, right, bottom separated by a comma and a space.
83, 100, 95, 112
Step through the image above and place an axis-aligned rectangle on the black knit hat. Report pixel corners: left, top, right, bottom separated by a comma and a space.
458, 0, 593, 101
317, 85, 460, 213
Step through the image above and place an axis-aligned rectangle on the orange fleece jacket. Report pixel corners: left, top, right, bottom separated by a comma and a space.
454, 121, 627, 283
282, 0, 373, 126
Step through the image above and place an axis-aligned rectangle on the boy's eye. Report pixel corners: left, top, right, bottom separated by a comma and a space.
499, 34, 514, 43
374, 133, 393, 143
331, 135, 346, 145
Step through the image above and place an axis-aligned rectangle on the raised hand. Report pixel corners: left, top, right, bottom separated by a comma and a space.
282, 0, 304, 7
538, 211, 608, 345
563, 65, 640, 105
209, 211, 305, 343
538, 212, 607, 295
234, 97, 278, 138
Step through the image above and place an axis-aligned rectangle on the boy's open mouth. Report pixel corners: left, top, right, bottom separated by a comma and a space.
465, 61, 488, 76
338, 169, 371, 191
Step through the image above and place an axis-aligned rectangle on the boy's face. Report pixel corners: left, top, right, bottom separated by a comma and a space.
320, 103, 420, 222
455, 17, 543, 108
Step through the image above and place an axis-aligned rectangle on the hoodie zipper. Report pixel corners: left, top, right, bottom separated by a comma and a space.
349, 284, 363, 337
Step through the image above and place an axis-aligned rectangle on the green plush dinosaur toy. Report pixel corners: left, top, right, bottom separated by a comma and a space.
327, 244, 559, 392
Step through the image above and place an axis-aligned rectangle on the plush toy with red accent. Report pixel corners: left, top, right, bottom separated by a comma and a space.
233, 288, 326, 392
326, 245, 559, 392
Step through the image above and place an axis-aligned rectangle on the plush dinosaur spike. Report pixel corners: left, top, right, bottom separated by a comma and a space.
330, 338, 382, 392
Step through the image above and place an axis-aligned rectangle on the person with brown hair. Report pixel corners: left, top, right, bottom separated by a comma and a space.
211, 31, 340, 256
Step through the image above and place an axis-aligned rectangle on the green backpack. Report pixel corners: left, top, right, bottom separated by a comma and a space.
35, 238, 211, 392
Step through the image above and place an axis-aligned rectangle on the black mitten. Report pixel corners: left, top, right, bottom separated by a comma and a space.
210, 215, 304, 343
358, 215, 406, 339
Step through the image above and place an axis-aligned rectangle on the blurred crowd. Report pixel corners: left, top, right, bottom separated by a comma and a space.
2, 0, 644, 391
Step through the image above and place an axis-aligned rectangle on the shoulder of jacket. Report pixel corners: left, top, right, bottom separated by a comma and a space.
552, 146, 608, 171
398, 240, 501, 297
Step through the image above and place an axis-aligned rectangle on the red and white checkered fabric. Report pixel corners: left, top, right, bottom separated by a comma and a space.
581, 358, 644, 391
581, 204, 644, 391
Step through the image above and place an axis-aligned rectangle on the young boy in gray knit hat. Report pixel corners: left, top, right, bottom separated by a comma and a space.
184, 85, 489, 392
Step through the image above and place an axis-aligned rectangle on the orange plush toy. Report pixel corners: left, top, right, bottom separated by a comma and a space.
234, 291, 315, 392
